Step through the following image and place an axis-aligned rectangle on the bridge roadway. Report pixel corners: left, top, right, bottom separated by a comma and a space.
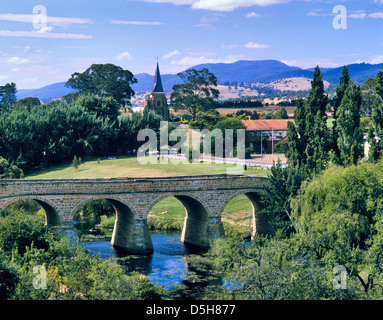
0, 174, 270, 254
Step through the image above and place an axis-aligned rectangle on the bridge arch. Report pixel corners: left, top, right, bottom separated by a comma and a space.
148, 193, 225, 248
0, 196, 60, 226
220, 190, 273, 238
73, 196, 153, 254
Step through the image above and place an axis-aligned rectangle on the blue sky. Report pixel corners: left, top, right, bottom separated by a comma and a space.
0, 0, 382, 89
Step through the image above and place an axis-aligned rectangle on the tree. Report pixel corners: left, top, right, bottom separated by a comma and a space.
0, 83, 17, 112
368, 67, 383, 162
66, 64, 137, 106
335, 80, 364, 166
189, 109, 223, 130
286, 99, 307, 168
75, 94, 120, 123
170, 68, 219, 121
261, 160, 305, 237
272, 107, 288, 119
71, 155, 79, 170
331, 66, 350, 164
14, 97, 41, 110
305, 66, 329, 172
360, 77, 376, 117
0, 157, 23, 179
213, 117, 250, 158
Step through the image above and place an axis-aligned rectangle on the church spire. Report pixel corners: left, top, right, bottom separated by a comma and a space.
152, 62, 164, 93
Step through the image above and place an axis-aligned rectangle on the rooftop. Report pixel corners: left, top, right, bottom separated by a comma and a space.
242, 119, 294, 131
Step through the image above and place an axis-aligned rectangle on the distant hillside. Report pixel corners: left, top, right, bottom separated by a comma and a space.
189, 60, 301, 84
17, 82, 76, 101
16, 60, 383, 102
322, 63, 383, 85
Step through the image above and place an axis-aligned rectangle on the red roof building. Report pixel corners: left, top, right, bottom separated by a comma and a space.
242, 119, 295, 154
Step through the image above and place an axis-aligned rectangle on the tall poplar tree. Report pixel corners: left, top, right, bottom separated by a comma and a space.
332, 66, 350, 164
336, 80, 364, 165
305, 66, 329, 172
368, 67, 383, 161
286, 99, 307, 168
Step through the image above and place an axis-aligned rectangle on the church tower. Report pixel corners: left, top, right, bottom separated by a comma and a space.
144, 63, 169, 121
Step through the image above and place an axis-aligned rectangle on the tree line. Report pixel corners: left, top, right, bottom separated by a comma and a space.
0, 95, 161, 175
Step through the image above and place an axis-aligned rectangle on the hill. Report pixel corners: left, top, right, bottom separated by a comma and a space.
15, 60, 383, 102
17, 82, 76, 102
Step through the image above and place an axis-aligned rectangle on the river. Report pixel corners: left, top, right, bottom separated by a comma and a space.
57, 220, 227, 298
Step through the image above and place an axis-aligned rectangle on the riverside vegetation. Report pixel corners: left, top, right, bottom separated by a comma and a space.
1, 63, 383, 300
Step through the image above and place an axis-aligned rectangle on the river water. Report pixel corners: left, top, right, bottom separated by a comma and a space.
58, 220, 226, 297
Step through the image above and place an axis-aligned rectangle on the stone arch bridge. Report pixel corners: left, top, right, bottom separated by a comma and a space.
0, 174, 270, 254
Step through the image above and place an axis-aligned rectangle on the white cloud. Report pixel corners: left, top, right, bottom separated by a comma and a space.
116, 52, 132, 61
221, 44, 238, 49
191, 0, 290, 11
171, 55, 237, 66
142, 0, 290, 11
141, 0, 195, 5
0, 14, 93, 28
246, 12, 262, 18
244, 41, 270, 49
8, 56, 29, 64
162, 50, 181, 59
349, 13, 366, 19
111, 20, 164, 26
0, 75, 8, 81
281, 58, 341, 69
0, 30, 92, 39
369, 12, 383, 19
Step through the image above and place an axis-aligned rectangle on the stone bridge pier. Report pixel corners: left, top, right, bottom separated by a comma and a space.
0, 175, 271, 254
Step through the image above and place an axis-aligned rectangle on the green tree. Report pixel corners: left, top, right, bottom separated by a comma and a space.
0, 83, 17, 112
335, 80, 364, 166
189, 109, 223, 130
66, 63, 137, 106
14, 97, 41, 110
305, 66, 329, 172
360, 77, 375, 117
0, 157, 23, 179
71, 155, 79, 169
170, 68, 220, 121
272, 107, 288, 119
75, 94, 120, 123
331, 66, 351, 165
368, 67, 383, 162
261, 160, 306, 237
213, 117, 250, 158
286, 99, 307, 168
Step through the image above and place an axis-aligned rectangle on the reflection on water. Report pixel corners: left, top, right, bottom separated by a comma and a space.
56, 221, 224, 294
83, 233, 205, 289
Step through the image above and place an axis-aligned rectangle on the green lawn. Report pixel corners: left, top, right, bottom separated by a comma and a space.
25, 156, 268, 179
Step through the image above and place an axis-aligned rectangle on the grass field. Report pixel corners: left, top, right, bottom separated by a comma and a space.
148, 194, 253, 238
25, 155, 269, 179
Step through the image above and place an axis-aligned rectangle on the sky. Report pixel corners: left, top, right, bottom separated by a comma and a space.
0, 0, 382, 89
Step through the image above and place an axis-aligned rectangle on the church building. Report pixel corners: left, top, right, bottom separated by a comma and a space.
144, 63, 169, 121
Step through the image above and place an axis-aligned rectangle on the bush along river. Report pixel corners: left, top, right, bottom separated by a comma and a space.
57, 220, 232, 299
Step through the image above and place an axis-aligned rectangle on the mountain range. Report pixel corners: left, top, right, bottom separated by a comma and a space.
16, 60, 383, 101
